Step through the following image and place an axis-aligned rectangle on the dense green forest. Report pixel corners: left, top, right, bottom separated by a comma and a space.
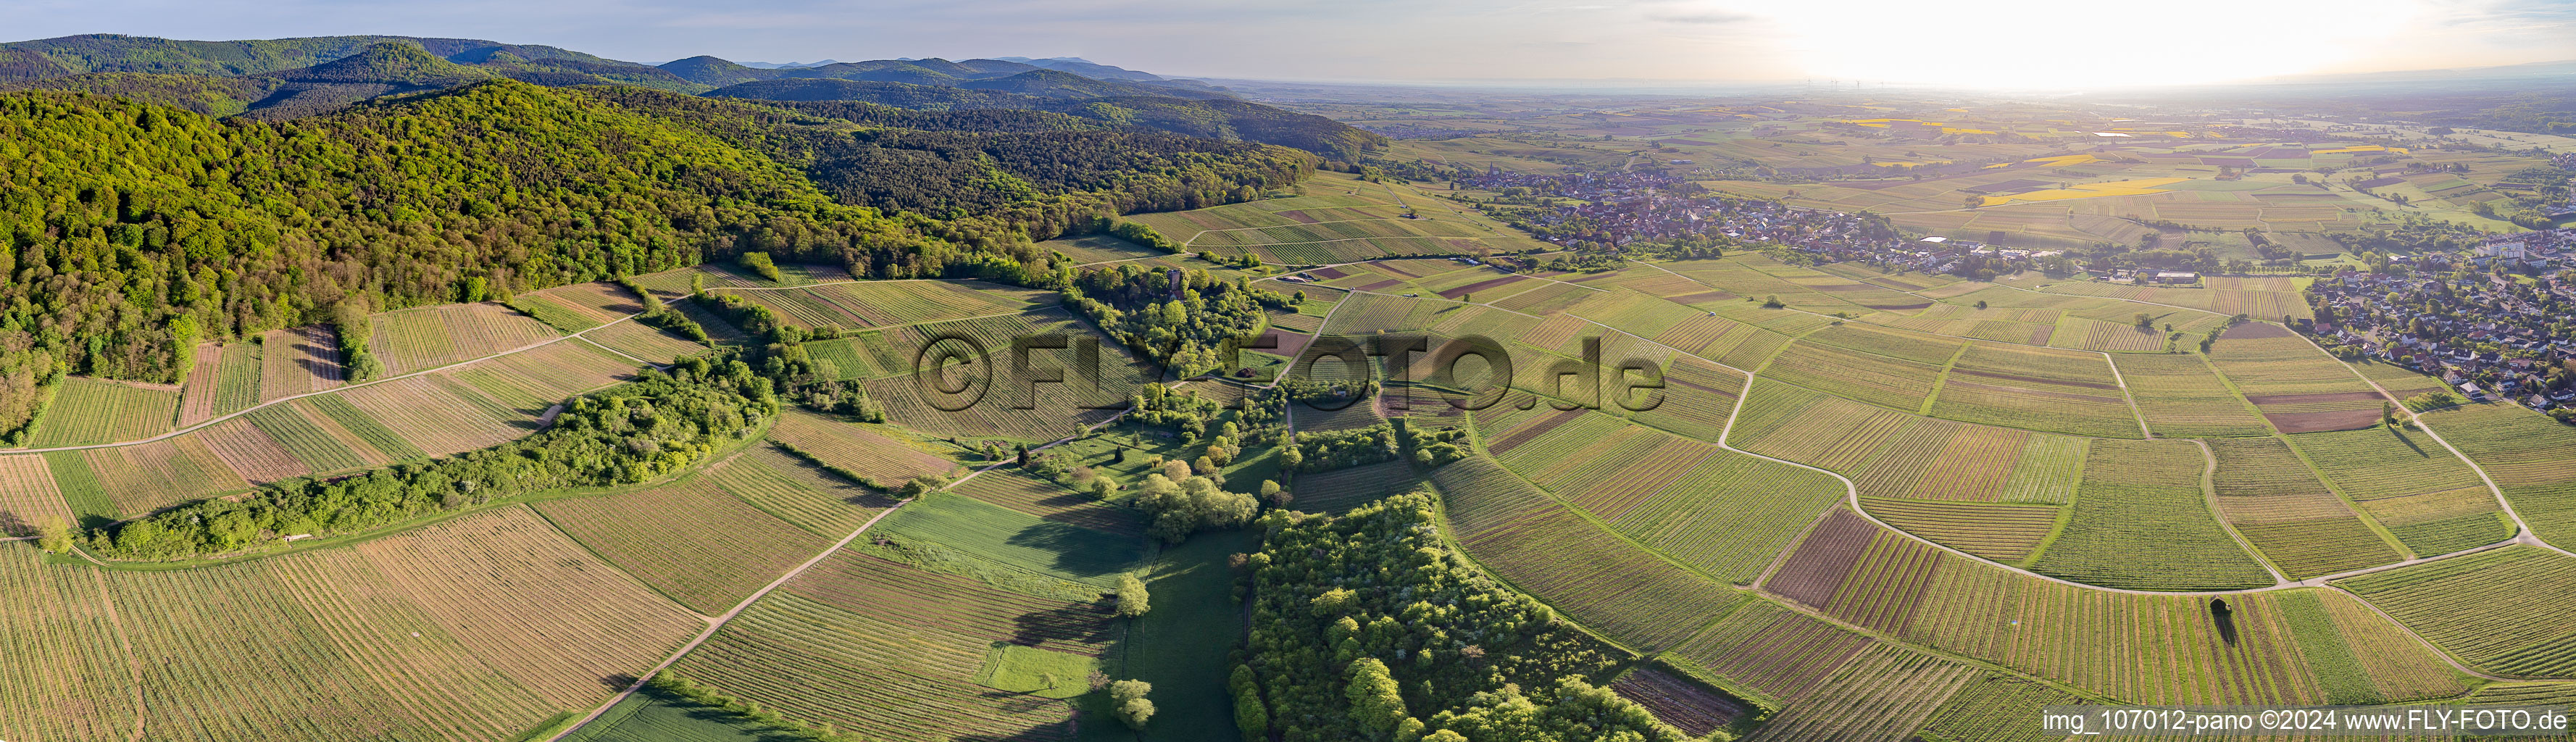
1, 35, 1383, 159
0, 80, 1301, 401
0, 33, 628, 78
714, 80, 1388, 160
1238, 493, 1688, 741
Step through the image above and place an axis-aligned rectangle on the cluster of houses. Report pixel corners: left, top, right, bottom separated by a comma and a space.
2306, 270, 2576, 411
1466, 170, 2054, 272
2462, 228, 2576, 272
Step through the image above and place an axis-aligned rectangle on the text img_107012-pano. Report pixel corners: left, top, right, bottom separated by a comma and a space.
905, 331, 1672, 416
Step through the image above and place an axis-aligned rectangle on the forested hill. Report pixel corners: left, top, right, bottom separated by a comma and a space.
0, 35, 1385, 160
0, 80, 1305, 390
0, 33, 623, 78
709, 79, 1388, 161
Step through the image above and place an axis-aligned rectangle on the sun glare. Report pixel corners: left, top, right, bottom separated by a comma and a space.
1745, 0, 2425, 89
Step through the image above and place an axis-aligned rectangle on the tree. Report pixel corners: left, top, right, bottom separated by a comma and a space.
2135, 312, 2155, 329
1116, 573, 1151, 617
36, 523, 71, 553
1231, 664, 1270, 742
1260, 480, 1288, 507
738, 251, 783, 282
1111, 680, 1155, 729
1016, 443, 1030, 467
1345, 659, 1412, 738
1964, 194, 1985, 209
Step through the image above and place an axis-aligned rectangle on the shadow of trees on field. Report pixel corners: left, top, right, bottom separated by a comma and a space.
1003, 521, 1125, 578
2386, 425, 2429, 456
1012, 604, 1117, 649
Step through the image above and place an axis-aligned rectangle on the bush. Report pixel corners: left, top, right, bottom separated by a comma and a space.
740, 251, 784, 282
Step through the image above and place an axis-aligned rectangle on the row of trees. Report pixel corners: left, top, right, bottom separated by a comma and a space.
92, 353, 775, 559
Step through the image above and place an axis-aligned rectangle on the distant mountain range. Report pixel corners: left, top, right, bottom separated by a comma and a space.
0, 33, 1382, 157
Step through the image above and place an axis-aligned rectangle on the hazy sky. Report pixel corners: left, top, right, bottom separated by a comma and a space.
13, 0, 2574, 88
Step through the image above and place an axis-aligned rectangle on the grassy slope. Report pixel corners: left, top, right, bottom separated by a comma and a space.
1084, 528, 1251, 741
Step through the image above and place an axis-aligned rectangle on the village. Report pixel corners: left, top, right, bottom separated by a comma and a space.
1460, 167, 2059, 273
2304, 244, 2576, 417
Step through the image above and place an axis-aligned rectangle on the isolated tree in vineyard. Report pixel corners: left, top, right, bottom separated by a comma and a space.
1116, 573, 1151, 617
1111, 680, 1154, 729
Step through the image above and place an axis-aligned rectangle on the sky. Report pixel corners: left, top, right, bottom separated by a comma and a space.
12, 0, 2575, 89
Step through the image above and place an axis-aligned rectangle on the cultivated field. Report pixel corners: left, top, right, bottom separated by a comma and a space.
1665, 599, 1873, 709
2204, 323, 2386, 433
875, 493, 1145, 589
535, 475, 833, 614
2416, 401, 2576, 551
0, 547, 136, 742
706, 443, 899, 537
259, 325, 346, 401
29, 376, 179, 447
2113, 351, 2271, 438
176, 341, 264, 426
767, 409, 956, 488
349, 507, 704, 706
1432, 456, 1737, 651
367, 301, 564, 375
0, 454, 72, 535
2338, 546, 2576, 678
950, 469, 1145, 537
2206, 436, 2404, 578
2028, 438, 2277, 590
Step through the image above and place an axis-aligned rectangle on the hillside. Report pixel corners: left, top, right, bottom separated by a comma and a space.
0, 80, 1301, 396
0, 33, 625, 77
710, 79, 1387, 160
